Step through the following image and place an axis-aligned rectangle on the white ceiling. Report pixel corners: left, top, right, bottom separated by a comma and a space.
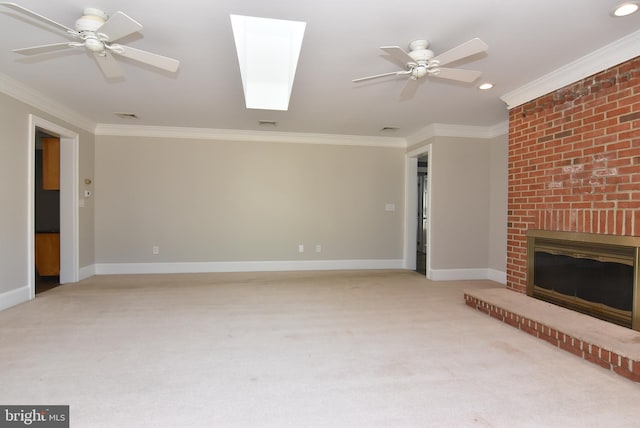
0, 0, 639, 139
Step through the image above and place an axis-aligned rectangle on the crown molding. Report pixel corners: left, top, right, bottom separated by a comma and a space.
501, 29, 640, 109
0, 72, 95, 133
94, 124, 407, 148
0, 67, 510, 146
406, 121, 508, 146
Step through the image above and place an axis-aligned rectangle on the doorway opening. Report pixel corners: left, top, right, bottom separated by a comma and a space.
416, 155, 428, 275
404, 144, 431, 276
28, 115, 79, 299
35, 131, 61, 293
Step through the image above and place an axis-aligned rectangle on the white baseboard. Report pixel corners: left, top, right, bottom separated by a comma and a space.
429, 268, 506, 283
94, 259, 405, 275
488, 268, 507, 284
79, 264, 96, 281
0, 285, 31, 311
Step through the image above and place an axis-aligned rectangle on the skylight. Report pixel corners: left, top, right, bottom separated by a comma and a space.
230, 15, 306, 111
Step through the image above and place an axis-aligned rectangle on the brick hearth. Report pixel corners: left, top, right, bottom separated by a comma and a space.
465, 288, 640, 383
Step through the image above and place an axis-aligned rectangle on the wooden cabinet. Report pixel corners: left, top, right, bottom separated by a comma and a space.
42, 137, 60, 190
35, 233, 60, 276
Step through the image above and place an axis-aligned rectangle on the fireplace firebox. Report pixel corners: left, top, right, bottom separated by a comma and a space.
527, 230, 640, 330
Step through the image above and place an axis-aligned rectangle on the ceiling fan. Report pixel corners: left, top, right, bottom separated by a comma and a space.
0, 2, 180, 78
353, 38, 488, 91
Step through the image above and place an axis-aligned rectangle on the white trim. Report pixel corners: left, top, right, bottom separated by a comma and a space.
488, 268, 507, 284
404, 144, 432, 278
427, 268, 506, 283
79, 265, 96, 281
0, 72, 95, 133
0, 68, 512, 148
27, 120, 35, 300
0, 285, 30, 311
404, 157, 417, 270
29, 116, 80, 296
429, 268, 491, 281
94, 259, 405, 275
59, 133, 79, 284
501, 30, 640, 109
424, 146, 432, 279
406, 121, 509, 146
94, 124, 407, 148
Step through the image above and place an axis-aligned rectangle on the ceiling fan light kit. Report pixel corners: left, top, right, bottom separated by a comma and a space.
0, 2, 180, 79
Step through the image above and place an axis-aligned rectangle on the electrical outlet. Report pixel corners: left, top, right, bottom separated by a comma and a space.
315, 244, 322, 253
298, 244, 304, 253
152, 245, 159, 255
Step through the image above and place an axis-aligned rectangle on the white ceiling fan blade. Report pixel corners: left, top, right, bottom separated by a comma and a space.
13, 42, 78, 55
109, 44, 179, 72
93, 50, 124, 79
433, 67, 482, 83
0, 2, 77, 37
97, 11, 142, 42
432, 38, 488, 67
380, 46, 416, 66
399, 78, 420, 101
353, 70, 411, 83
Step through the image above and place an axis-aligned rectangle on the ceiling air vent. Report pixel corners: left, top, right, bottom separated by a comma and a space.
258, 120, 277, 127
381, 126, 399, 132
114, 112, 139, 119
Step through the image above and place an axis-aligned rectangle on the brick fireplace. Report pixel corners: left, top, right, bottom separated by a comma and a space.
465, 55, 640, 383
507, 56, 640, 294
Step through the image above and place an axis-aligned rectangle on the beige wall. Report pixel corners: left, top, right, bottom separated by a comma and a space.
0, 78, 507, 310
488, 134, 508, 273
429, 136, 491, 269
0, 92, 30, 292
407, 134, 507, 277
95, 136, 405, 265
0, 91, 94, 299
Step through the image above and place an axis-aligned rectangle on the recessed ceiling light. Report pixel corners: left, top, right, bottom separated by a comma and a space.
613, 2, 639, 16
479, 82, 494, 90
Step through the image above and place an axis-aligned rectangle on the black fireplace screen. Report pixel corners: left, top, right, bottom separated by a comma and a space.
534, 251, 633, 312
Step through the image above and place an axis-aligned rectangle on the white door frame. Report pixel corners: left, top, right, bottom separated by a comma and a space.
28, 115, 79, 298
404, 144, 432, 278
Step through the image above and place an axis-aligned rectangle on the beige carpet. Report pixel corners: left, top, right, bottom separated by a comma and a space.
1, 270, 639, 427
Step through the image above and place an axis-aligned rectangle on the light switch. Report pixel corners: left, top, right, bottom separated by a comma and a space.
385, 203, 395, 212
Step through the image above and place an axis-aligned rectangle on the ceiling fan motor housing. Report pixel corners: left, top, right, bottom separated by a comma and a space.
74, 9, 109, 52
75, 9, 107, 34
408, 40, 434, 66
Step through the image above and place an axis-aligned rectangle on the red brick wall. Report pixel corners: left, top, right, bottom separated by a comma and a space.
507, 56, 640, 292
